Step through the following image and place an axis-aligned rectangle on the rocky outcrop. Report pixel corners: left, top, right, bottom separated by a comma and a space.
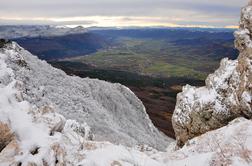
172, 4, 252, 147
160, 117, 252, 166
235, 5, 252, 117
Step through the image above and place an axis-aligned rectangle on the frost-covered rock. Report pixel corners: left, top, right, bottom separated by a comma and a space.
0, 45, 164, 165
158, 118, 252, 166
0, 41, 171, 151
0, 47, 168, 165
172, 58, 240, 146
172, 4, 252, 147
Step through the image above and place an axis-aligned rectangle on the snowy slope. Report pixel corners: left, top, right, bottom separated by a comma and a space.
1, 42, 171, 151
0, 50, 162, 165
1, 43, 252, 165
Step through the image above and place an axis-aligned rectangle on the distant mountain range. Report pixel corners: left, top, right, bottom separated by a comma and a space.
0, 25, 235, 39
15, 33, 109, 60
0, 25, 87, 39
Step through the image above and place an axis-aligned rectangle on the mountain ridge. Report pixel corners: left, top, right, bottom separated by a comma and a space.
0, 41, 171, 151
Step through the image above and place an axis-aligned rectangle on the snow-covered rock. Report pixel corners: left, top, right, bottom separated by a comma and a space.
0, 75, 251, 166
0, 41, 164, 165
172, 4, 252, 147
159, 117, 252, 166
0, 41, 171, 151
0, 41, 168, 165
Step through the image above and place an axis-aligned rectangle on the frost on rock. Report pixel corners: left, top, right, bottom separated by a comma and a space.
0, 41, 171, 151
159, 118, 252, 166
172, 4, 252, 147
0, 45, 164, 165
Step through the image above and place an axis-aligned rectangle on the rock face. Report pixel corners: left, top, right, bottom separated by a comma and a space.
0, 41, 171, 151
172, 5, 252, 147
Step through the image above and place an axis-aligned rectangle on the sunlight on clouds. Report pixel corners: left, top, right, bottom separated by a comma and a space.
0, 0, 246, 27
224, 25, 239, 29
0, 16, 238, 29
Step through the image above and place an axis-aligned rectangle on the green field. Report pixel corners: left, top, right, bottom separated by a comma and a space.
66, 37, 226, 80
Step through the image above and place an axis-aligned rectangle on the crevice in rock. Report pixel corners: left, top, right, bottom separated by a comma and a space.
30, 146, 40, 155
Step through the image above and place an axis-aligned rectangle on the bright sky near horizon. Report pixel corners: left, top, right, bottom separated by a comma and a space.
0, 0, 248, 28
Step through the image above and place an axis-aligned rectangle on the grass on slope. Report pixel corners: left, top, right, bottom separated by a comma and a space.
144, 62, 207, 80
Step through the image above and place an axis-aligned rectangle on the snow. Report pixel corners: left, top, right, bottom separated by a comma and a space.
172, 57, 241, 145
163, 117, 252, 166
0, 51, 54, 165
206, 58, 238, 89
0, 62, 164, 165
0, 36, 252, 166
1, 45, 164, 165
1, 42, 171, 151
79, 144, 164, 166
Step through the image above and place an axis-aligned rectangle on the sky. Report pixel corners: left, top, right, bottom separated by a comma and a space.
0, 0, 248, 28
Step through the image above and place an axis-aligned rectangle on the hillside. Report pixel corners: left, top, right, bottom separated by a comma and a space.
0, 41, 172, 151
15, 33, 109, 60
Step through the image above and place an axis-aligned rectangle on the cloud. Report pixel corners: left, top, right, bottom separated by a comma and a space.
0, 0, 248, 27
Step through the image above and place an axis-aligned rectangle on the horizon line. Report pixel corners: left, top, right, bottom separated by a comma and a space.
0, 24, 238, 30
